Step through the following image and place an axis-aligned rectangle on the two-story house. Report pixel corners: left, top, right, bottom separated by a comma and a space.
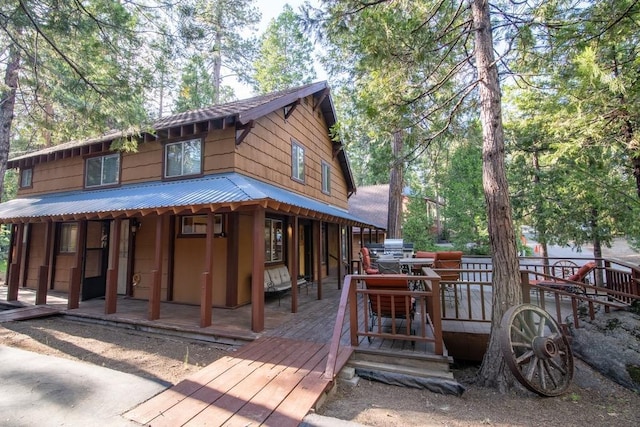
0, 82, 370, 332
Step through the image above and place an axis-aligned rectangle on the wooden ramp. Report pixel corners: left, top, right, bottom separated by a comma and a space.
125, 336, 353, 427
0, 305, 61, 323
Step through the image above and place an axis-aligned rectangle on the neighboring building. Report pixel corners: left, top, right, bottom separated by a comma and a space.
0, 82, 371, 331
347, 184, 444, 262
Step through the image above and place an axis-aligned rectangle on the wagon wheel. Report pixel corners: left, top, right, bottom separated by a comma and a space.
552, 259, 578, 279
500, 304, 574, 397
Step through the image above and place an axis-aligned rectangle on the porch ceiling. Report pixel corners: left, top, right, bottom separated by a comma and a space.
0, 172, 371, 226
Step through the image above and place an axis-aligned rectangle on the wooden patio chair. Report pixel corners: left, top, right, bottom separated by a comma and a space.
364, 275, 415, 341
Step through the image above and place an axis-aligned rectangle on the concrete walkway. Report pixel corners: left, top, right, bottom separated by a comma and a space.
0, 345, 168, 426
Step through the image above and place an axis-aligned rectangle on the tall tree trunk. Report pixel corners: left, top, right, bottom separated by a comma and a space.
471, 0, 522, 392
387, 130, 404, 239
0, 43, 20, 195
211, 11, 223, 104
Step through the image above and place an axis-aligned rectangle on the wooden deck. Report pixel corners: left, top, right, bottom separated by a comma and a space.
124, 336, 352, 426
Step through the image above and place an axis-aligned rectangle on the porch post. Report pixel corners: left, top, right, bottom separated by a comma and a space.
251, 207, 265, 332
314, 220, 323, 300
7, 223, 24, 301
68, 220, 87, 310
200, 212, 214, 327
105, 218, 121, 314
337, 225, 344, 289
290, 216, 299, 313
36, 221, 53, 305
149, 215, 164, 320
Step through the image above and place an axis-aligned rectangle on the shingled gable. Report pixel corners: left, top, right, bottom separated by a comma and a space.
7, 81, 356, 195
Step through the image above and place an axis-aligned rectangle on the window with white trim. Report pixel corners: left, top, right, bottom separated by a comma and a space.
291, 141, 305, 183
321, 161, 331, 194
180, 214, 224, 236
264, 218, 284, 262
165, 138, 202, 178
20, 168, 33, 188
85, 153, 120, 187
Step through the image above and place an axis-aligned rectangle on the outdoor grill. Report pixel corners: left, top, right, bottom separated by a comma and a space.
383, 239, 405, 258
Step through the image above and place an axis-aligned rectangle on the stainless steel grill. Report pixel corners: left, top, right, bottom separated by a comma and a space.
383, 239, 404, 258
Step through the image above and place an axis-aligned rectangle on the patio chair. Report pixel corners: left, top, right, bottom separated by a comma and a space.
361, 247, 380, 274
434, 251, 463, 306
411, 251, 436, 275
377, 259, 402, 274
533, 261, 596, 295
364, 275, 415, 341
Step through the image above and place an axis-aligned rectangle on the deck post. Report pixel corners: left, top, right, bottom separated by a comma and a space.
251, 208, 265, 332
200, 212, 214, 327
7, 223, 24, 301
68, 221, 87, 310
105, 218, 121, 314
149, 215, 164, 320
314, 220, 322, 300
35, 221, 53, 305
290, 216, 299, 313
520, 270, 531, 304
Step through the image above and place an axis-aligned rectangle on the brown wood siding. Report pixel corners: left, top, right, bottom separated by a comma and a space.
52, 255, 74, 291
173, 228, 228, 306
234, 96, 349, 210
131, 216, 170, 300
18, 157, 84, 196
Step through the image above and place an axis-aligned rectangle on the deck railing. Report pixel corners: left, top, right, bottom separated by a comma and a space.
324, 271, 444, 379
437, 256, 640, 328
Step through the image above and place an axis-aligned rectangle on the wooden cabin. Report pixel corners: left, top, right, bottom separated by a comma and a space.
0, 82, 371, 332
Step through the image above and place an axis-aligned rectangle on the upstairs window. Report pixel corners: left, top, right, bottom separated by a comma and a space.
321, 161, 331, 194
165, 138, 202, 178
20, 168, 33, 188
291, 141, 305, 183
85, 153, 120, 188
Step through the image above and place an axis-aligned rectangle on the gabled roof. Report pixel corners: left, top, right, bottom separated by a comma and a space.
0, 172, 368, 226
348, 184, 390, 230
8, 81, 356, 194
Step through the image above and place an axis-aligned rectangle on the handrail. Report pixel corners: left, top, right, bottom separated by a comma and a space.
323, 270, 444, 380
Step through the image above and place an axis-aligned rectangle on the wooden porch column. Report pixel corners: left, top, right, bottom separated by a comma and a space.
200, 212, 215, 327
105, 218, 121, 314
337, 225, 344, 289
290, 216, 299, 313
7, 223, 24, 301
251, 208, 265, 332
36, 221, 53, 305
68, 220, 87, 310
314, 220, 323, 300
149, 215, 164, 320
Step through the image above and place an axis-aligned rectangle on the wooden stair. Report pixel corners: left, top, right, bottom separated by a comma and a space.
347, 348, 454, 380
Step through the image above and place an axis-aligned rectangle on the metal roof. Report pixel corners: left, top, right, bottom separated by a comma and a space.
0, 173, 369, 226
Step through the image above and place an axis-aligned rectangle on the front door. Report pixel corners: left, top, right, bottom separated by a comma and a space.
81, 220, 110, 301
299, 221, 313, 280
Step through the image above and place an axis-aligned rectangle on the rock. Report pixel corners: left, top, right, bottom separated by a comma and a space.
567, 309, 640, 392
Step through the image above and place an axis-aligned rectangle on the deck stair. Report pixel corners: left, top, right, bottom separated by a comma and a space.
347, 348, 454, 380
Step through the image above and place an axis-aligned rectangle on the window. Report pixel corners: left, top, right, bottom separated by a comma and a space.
291, 141, 305, 182
165, 138, 202, 178
85, 153, 120, 187
321, 161, 331, 194
180, 214, 224, 236
59, 223, 78, 253
264, 218, 283, 262
20, 168, 33, 188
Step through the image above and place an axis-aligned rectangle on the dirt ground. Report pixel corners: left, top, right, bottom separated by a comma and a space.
1, 316, 639, 427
